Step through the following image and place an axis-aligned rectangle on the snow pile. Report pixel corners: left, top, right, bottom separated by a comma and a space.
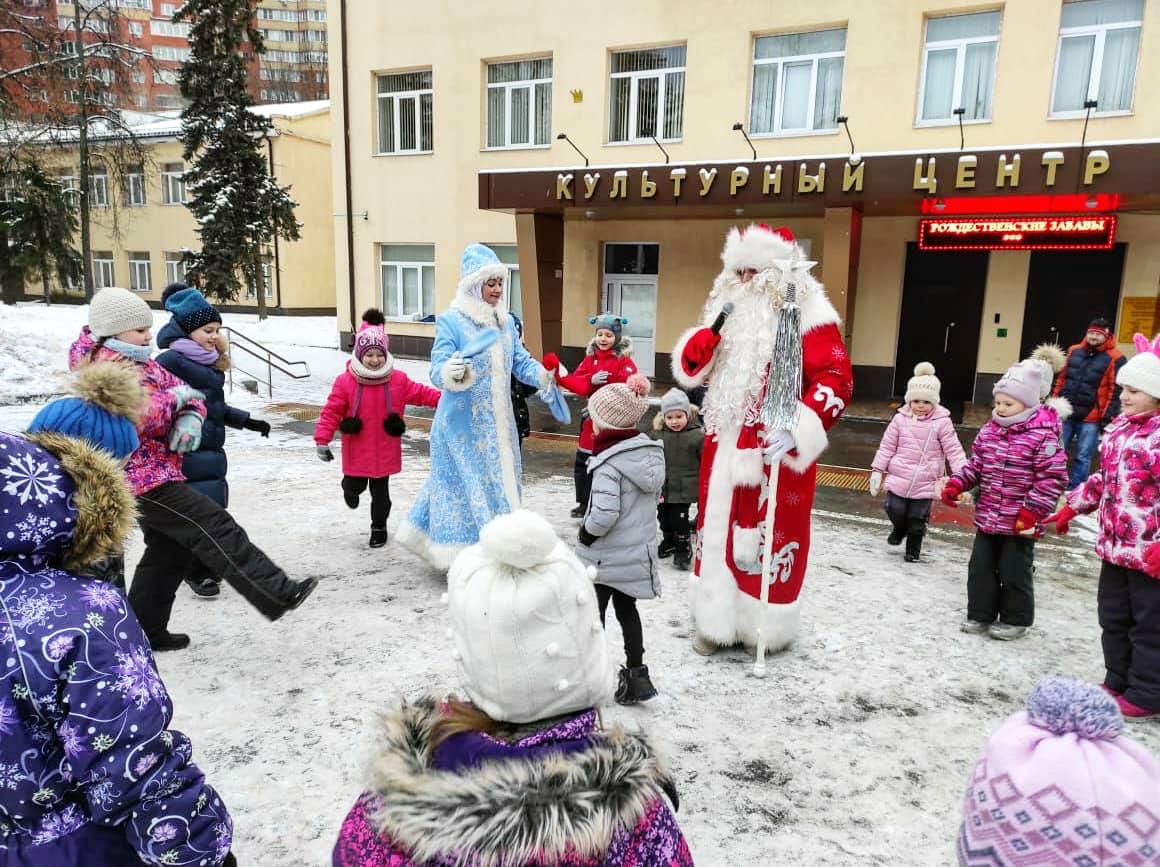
0, 304, 82, 403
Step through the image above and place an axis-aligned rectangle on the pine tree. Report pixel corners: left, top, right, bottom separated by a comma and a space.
176, 0, 299, 317
0, 164, 82, 305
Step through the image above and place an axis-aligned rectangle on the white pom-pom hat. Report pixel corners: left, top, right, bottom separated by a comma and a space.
1118, 333, 1160, 399
904, 362, 941, 405
446, 510, 614, 724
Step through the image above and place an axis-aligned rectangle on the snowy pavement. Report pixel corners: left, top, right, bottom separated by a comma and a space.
1, 302, 1157, 866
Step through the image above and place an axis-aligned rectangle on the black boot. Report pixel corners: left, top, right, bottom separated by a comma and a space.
904, 527, 924, 562
344, 492, 359, 509
673, 537, 692, 571
570, 504, 585, 518
149, 631, 191, 652
615, 665, 658, 705
887, 523, 905, 546
369, 526, 388, 548
658, 533, 675, 559
185, 576, 221, 599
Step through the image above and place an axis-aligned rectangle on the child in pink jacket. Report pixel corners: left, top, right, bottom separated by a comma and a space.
942, 360, 1068, 641
1046, 334, 1160, 720
315, 320, 440, 547
870, 363, 966, 562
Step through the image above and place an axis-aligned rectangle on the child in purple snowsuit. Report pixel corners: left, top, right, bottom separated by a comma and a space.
942, 360, 1068, 640
870, 362, 966, 562
2, 364, 235, 866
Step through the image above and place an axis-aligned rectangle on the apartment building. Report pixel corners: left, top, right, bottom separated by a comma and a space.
28, 101, 335, 314
330, 0, 1160, 411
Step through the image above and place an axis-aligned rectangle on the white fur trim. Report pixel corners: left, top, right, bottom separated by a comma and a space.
1045, 396, 1072, 420
799, 291, 842, 334
731, 525, 760, 570
720, 225, 798, 275
732, 448, 765, 488
734, 594, 800, 653
784, 403, 828, 474
397, 520, 465, 572
456, 263, 509, 297
451, 293, 506, 327
440, 359, 476, 392
670, 325, 715, 390
488, 332, 522, 511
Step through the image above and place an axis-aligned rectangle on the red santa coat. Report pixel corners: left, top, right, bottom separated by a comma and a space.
672, 239, 853, 651
555, 339, 638, 452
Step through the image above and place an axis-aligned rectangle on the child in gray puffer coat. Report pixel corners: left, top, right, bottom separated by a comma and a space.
576, 373, 665, 705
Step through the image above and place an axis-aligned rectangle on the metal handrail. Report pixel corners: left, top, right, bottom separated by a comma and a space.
221, 325, 310, 397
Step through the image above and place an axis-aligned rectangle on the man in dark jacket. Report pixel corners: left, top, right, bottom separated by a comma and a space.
1053, 317, 1126, 489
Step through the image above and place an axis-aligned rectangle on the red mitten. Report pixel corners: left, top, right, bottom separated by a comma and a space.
1044, 505, 1077, 535
941, 480, 963, 508
542, 352, 560, 373
681, 328, 721, 376
1143, 542, 1160, 579
1014, 508, 1039, 533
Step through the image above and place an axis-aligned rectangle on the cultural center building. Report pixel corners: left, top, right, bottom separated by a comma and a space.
330, 0, 1160, 413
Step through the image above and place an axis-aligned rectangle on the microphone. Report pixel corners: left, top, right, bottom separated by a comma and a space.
710, 302, 735, 335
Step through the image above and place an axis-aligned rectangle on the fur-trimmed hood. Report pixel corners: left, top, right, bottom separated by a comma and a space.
364, 698, 678, 867
5, 432, 135, 572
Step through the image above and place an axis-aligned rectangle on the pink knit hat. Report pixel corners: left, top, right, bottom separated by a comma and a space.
588, 374, 650, 430
354, 326, 388, 361
992, 360, 1043, 409
958, 677, 1160, 865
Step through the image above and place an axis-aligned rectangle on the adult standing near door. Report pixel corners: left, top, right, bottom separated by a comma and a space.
1052, 317, 1125, 489
398, 244, 552, 570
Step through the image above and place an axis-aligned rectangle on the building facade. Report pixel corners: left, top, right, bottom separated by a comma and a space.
330, 0, 1160, 412
25, 101, 336, 314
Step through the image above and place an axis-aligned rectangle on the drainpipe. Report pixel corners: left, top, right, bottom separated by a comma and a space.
338, 0, 357, 342
265, 133, 283, 310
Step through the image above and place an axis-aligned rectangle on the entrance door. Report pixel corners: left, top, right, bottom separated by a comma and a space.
1020, 245, 1126, 359
604, 277, 657, 376
894, 243, 989, 417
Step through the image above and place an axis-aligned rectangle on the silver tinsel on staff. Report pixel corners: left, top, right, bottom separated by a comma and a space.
758, 260, 810, 431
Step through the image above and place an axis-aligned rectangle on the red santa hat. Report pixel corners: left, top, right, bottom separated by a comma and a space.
720, 224, 800, 275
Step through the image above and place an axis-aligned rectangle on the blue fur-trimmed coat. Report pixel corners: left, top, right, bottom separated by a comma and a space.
398, 294, 547, 570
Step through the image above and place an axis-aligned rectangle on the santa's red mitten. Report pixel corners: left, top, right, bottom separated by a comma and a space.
542, 352, 560, 373
941, 480, 963, 508
1014, 508, 1039, 534
1143, 542, 1160, 579
1044, 505, 1077, 535
681, 328, 721, 376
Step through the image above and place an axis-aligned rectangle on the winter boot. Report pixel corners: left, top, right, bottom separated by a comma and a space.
344, 492, 360, 509
904, 533, 923, 563
988, 622, 1028, 641
673, 536, 692, 571
615, 665, 658, 705
692, 634, 718, 656
369, 526, 388, 548
887, 522, 905, 546
570, 504, 586, 518
658, 533, 675, 559
960, 618, 991, 634
1116, 695, 1157, 720
149, 631, 191, 652
185, 576, 221, 599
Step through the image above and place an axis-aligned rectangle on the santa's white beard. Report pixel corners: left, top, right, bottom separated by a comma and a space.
700, 276, 779, 436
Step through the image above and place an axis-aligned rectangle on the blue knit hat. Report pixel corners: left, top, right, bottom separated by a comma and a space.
27, 363, 144, 460
165, 287, 221, 335
457, 243, 507, 299
589, 312, 628, 335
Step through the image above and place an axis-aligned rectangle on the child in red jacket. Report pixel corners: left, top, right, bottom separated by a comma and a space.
542, 313, 638, 518
316, 322, 440, 547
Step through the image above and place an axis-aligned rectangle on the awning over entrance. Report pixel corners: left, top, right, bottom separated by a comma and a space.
479, 140, 1160, 217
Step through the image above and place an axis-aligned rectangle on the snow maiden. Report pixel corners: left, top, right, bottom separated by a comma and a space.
398, 244, 552, 570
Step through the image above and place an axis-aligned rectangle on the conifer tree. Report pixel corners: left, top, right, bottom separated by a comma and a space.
176, 0, 299, 316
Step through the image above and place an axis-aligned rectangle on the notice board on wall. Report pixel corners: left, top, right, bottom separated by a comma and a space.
1119, 296, 1160, 343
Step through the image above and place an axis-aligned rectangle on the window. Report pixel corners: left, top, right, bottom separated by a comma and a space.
750, 29, 845, 135
245, 257, 274, 300
160, 2, 176, 15
918, 12, 1000, 123
124, 167, 145, 205
150, 19, 189, 36
128, 253, 151, 292
164, 251, 187, 285
161, 162, 185, 204
486, 58, 552, 149
152, 45, 191, 62
608, 45, 685, 143
376, 70, 433, 155
487, 244, 521, 315
129, 21, 142, 37
380, 244, 434, 318
57, 172, 77, 193
93, 252, 115, 289
89, 171, 109, 207
1051, 0, 1142, 115
154, 69, 179, 84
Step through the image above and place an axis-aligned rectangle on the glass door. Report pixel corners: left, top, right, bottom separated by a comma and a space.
603, 278, 657, 377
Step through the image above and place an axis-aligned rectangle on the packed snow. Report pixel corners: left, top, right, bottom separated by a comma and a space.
1, 302, 1156, 866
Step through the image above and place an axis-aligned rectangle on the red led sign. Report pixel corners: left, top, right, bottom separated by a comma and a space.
918, 215, 1117, 251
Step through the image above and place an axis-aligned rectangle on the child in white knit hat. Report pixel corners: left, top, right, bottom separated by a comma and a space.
1046, 333, 1160, 719
870, 363, 966, 562
331, 510, 693, 865
576, 374, 666, 705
